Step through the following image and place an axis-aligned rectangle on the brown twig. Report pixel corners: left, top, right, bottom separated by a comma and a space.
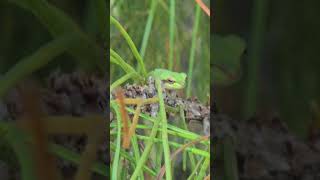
18, 81, 60, 180
115, 88, 130, 149
195, 0, 210, 17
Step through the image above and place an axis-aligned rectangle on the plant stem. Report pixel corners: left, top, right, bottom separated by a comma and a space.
155, 78, 172, 180
168, 0, 175, 70
186, 5, 201, 98
110, 16, 147, 77
139, 0, 158, 59
244, 0, 268, 119
111, 102, 122, 180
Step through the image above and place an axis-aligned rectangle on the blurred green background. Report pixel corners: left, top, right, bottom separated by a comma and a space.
0, 0, 106, 77
213, 0, 320, 138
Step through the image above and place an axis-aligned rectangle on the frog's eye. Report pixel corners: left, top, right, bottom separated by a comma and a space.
164, 78, 175, 84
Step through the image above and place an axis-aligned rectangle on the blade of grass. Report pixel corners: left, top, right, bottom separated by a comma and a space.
2, 124, 36, 180
110, 143, 156, 177
110, 16, 147, 77
130, 115, 161, 180
93, 0, 108, 41
187, 156, 204, 180
196, 156, 210, 180
123, 106, 209, 145
186, 5, 201, 98
110, 102, 210, 146
156, 136, 209, 179
244, 0, 268, 119
110, 49, 141, 80
168, 0, 175, 70
49, 143, 108, 177
111, 72, 136, 92
155, 78, 172, 180
111, 102, 122, 180
8, 0, 105, 72
223, 136, 239, 180
180, 106, 196, 169
84, 0, 107, 42
139, 0, 158, 59
0, 34, 76, 99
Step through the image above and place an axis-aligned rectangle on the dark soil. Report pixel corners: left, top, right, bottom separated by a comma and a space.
212, 105, 320, 180
0, 70, 107, 180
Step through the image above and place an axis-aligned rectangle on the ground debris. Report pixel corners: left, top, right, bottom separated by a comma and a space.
213, 113, 320, 180
110, 77, 210, 135
2, 70, 107, 179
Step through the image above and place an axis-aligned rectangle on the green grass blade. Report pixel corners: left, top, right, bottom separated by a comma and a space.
110, 16, 147, 77
244, 0, 268, 119
139, 0, 158, 59
186, 5, 201, 98
8, 0, 105, 72
49, 143, 108, 177
0, 34, 76, 99
2, 124, 36, 180
155, 78, 172, 180
130, 115, 161, 180
110, 49, 141, 80
168, 0, 175, 70
94, 0, 108, 41
110, 143, 157, 177
196, 156, 210, 180
83, 0, 107, 42
110, 72, 135, 92
187, 156, 204, 180
111, 102, 122, 180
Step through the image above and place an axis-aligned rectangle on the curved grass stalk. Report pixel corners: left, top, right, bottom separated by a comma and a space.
110, 16, 147, 77
9, 0, 105, 72
0, 34, 77, 99
110, 72, 136, 92
110, 49, 139, 76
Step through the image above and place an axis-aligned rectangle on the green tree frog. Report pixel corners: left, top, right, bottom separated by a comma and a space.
148, 68, 187, 90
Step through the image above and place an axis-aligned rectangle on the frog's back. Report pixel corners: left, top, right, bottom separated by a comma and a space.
149, 68, 169, 77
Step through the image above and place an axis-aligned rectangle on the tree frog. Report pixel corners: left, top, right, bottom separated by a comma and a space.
148, 68, 187, 90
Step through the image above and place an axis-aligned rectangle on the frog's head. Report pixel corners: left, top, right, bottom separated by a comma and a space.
153, 69, 187, 90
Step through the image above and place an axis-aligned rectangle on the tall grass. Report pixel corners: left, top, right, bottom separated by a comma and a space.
110, 1, 210, 179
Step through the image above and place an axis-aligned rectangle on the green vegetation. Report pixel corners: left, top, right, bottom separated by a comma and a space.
0, 0, 107, 179
110, 0, 210, 179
